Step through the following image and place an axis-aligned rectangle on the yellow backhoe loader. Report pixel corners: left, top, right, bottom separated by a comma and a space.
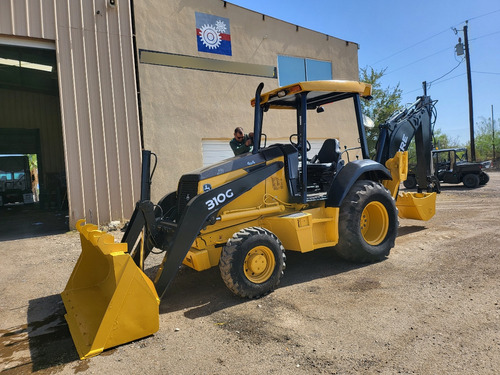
62, 80, 438, 359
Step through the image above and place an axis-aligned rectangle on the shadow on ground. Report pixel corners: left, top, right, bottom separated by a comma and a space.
397, 225, 427, 236
0, 295, 79, 374
160, 247, 369, 319
26, 295, 80, 370
0, 204, 68, 242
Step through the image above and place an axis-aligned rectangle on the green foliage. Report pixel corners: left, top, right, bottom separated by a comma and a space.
25, 154, 38, 171
433, 129, 461, 150
471, 116, 500, 161
359, 67, 403, 157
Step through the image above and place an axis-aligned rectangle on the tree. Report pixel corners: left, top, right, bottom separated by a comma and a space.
472, 116, 500, 162
359, 67, 403, 157
432, 129, 461, 150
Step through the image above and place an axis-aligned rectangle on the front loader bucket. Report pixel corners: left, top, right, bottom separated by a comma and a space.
61, 219, 160, 359
396, 192, 436, 221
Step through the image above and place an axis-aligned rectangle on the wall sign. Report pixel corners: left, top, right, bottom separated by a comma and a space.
195, 12, 232, 56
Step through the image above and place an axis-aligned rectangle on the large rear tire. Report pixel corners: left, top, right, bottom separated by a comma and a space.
335, 180, 398, 263
220, 227, 286, 298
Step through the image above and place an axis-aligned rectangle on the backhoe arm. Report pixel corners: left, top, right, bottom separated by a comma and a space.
375, 96, 438, 193
375, 96, 438, 221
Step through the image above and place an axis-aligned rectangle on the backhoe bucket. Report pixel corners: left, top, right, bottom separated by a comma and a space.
396, 192, 436, 221
61, 219, 160, 359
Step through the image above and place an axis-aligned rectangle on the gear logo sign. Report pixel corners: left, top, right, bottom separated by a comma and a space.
195, 12, 232, 56
199, 24, 222, 49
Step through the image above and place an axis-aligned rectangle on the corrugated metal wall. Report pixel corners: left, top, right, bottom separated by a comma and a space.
0, 89, 64, 175
0, 0, 142, 227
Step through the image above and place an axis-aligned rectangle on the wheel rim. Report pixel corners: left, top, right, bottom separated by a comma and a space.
244, 246, 275, 284
360, 201, 389, 246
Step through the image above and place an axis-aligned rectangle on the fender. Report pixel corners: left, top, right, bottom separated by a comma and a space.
326, 159, 392, 207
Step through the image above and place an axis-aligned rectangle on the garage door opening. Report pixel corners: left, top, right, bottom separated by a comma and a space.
0, 153, 38, 206
0, 42, 68, 240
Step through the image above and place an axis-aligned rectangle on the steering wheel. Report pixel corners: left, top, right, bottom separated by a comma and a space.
289, 134, 311, 151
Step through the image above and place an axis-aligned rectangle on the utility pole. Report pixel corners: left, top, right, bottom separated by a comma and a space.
422, 81, 427, 96
463, 21, 476, 161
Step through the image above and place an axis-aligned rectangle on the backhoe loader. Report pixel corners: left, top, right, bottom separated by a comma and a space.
62, 80, 438, 359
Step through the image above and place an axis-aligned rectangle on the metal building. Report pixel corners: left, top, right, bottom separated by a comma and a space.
0, 0, 361, 228
0, 0, 141, 227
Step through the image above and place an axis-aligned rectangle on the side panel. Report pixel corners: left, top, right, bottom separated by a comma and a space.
442, 172, 460, 184
261, 206, 339, 252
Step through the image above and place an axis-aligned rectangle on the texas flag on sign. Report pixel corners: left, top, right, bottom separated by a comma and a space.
195, 12, 232, 56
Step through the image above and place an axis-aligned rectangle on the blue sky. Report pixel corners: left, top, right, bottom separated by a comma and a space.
229, 0, 500, 144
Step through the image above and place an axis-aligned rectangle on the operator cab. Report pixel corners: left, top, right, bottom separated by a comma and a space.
251, 80, 372, 203
306, 138, 344, 195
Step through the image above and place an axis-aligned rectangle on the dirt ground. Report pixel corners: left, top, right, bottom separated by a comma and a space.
1, 172, 499, 374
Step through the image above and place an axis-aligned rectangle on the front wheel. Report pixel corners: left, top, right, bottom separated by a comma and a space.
220, 227, 286, 298
335, 180, 398, 263
463, 173, 480, 188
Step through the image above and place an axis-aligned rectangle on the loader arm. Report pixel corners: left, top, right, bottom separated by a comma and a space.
127, 161, 283, 299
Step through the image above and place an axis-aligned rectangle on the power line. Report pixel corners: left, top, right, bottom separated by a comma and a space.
370, 28, 450, 66
370, 8, 500, 67
385, 46, 452, 75
469, 29, 500, 41
429, 72, 466, 87
472, 70, 500, 75
429, 58, 464, 84
403, 72, 466, 97
466, 8, 500, 22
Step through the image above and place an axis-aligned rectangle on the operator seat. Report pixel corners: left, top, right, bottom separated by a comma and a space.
307, 139, 343, 189
310, 138, 342, 164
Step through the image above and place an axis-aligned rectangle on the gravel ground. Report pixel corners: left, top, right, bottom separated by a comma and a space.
1, 171, 499, 374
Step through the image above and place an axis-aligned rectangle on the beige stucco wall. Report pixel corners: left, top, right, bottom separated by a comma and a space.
134, 0, 362, 201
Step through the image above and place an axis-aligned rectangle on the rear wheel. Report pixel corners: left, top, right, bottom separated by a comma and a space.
463, 173, 480, 188
220, 227, 286, 298
479, 172, 489, 185
335, 180, 398, 262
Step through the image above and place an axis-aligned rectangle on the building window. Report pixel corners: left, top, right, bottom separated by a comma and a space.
277, 55, 332, 86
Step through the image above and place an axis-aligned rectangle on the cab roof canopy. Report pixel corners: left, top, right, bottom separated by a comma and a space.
433, 148, 467, 153
251, 80, 372, 110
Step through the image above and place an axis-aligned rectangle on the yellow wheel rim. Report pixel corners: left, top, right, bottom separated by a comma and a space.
244, 246, 275, 284
360, 201, 389, 246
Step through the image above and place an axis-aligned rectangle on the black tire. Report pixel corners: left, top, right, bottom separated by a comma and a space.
479, 172, 489, 185
403, 175, 417, 189
463, 173, 480, 188
335, 180, 398, 263
220, 227, 286, 298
